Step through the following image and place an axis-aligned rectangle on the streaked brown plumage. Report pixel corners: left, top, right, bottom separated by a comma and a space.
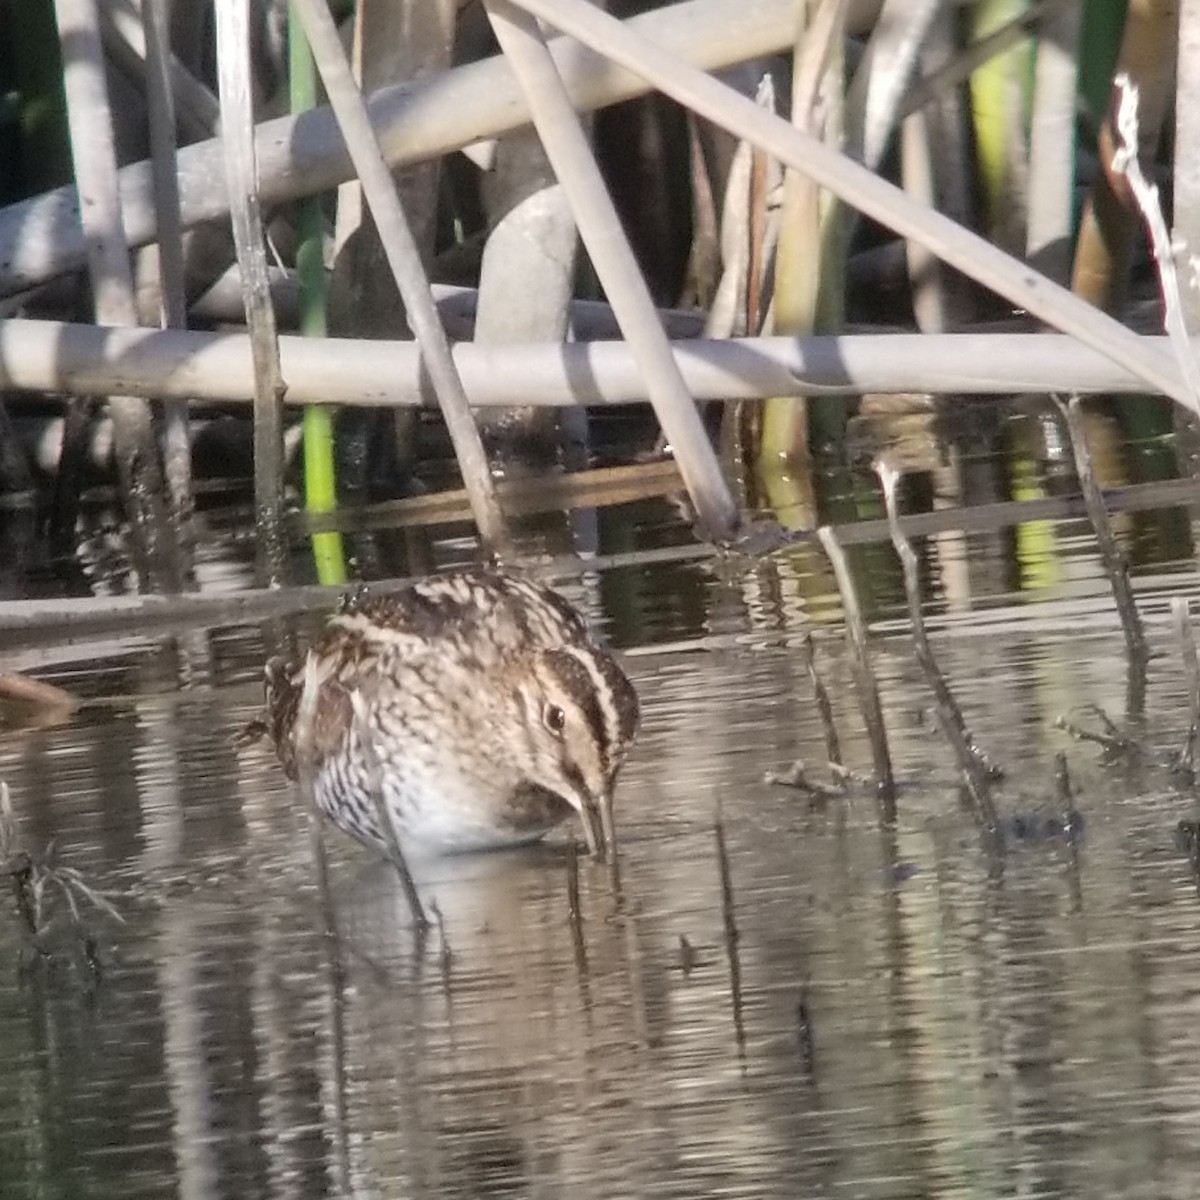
263, 571, 639, 858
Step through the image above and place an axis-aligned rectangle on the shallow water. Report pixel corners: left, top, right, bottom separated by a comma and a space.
5, 479, 1200, 1197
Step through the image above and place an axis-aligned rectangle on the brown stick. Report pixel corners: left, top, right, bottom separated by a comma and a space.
1054, 395, 1148, 715
801, 632, 842, 768
877, 461, 999, 829
816, 525, 896, 818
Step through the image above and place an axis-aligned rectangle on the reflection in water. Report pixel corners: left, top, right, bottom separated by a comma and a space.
6, 547, 1200, 1197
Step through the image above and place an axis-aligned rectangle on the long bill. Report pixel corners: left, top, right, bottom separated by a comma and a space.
599, 783, 618, 861
576, 797, 604, 860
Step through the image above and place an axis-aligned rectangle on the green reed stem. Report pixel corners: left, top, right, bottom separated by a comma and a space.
290, 6, 346, 586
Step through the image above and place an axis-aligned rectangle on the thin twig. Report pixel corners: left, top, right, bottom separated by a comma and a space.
430, 899, 453, 994
1054, 395, 1148, 716
796, 987, 816, 1076
1054, 750, 1073, 809
800, 632, 841, 768
878, 461, 999, 829
1055, 711, 1133, 757
713, 809, 745, 1060
816, 525, 896, 818
1055, 751, 1084, 911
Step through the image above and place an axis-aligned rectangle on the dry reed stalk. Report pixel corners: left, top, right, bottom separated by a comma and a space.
1110, 74, 1200, 409
846, 0, 939, 172
484, 0, 739, 541
1, 0, 800, 294
760, 0, 842, 467
52, 0, 181, 591
142, 0, 195, 556
1053, 395, 1149, 715
7, 323, 1190, 410
292, 0, 509, 558
1055, 708, 1134, 757
214, 0, 287, 586
901, 6, 976, 331
99, 0, 218, 139
713, 810, 746, 1058
511, 0, 1194, 410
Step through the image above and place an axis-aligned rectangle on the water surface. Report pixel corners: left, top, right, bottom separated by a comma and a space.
5, 517, 1200, 1199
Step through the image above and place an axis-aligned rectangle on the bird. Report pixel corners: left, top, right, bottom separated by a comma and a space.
260, 570, 640, 862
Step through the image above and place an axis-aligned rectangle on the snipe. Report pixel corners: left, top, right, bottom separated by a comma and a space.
262, 570, 639, 859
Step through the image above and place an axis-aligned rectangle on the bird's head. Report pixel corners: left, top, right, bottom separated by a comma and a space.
514, 644, 639, 857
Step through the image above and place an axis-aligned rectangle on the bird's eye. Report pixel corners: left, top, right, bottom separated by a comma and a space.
543, 703, 566, 736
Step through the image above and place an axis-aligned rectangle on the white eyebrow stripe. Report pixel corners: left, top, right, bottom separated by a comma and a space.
561, 643, 621, 759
